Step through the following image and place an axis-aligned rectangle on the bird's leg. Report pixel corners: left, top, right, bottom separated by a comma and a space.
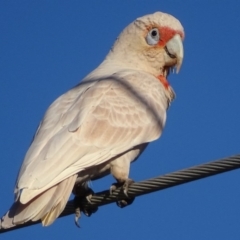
110, 178, 134, 196
72, 181, 95, 203
110, 178, 135, 208
72, 181, 98, 227
110, 158, 135, 208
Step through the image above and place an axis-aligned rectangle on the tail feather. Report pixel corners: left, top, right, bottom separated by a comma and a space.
41, 174, 77, 226
1, 175, 77, 228
32, 174, 76, 222
14, 187, 57, 224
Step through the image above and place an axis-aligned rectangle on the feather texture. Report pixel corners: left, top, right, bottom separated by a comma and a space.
1, 11, 184, 227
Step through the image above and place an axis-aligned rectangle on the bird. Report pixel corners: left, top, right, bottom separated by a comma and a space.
1, 11, 184, 228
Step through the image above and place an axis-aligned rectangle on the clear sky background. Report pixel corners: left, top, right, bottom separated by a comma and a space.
1, 1, 240, 239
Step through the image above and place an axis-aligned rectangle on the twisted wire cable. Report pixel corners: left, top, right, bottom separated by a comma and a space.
1, 154, 240, 234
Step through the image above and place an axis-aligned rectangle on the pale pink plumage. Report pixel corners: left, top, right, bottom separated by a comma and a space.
1, 11, 184, 227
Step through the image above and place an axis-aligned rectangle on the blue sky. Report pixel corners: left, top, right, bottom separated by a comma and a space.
1, 1, 240, 239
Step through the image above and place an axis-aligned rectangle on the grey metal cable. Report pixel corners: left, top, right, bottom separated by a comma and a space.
1, 154, 240, 234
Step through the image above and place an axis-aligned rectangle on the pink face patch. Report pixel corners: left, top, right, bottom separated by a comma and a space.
158, 26, 184, 47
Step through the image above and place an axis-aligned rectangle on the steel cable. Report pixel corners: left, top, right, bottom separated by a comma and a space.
1, 154, 240, 234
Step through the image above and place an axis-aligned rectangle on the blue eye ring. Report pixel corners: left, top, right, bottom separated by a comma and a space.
146, 28, 160, 45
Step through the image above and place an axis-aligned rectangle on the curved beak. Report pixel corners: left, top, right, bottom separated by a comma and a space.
165, 34, 184, 73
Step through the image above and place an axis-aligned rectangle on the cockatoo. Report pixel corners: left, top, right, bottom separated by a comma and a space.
1, 11, 184, 228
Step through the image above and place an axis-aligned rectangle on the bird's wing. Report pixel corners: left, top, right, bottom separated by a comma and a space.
17, 71, 167, 204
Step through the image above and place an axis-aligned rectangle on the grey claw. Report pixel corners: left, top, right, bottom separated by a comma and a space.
86, 192, 93, 204
123, 187, 129, 197
122, 178, 134, 197
74, 207, 81, 228
110, 179, 134, 197
110, 184, 117, 195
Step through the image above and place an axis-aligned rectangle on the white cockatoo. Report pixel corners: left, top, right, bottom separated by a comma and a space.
1, 11, 184, 228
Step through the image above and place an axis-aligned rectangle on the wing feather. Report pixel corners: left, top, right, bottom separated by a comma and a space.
16, 70, 167, 204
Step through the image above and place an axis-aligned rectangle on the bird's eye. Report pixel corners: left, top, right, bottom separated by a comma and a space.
146, 28, 160, 45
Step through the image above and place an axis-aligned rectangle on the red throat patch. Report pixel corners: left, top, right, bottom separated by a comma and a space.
156, 75, 176, 104
156, 75, 170, 89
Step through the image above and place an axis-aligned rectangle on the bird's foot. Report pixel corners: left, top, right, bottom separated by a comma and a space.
116, 197, 135, 208
110, 178, 135, 208
110, 178, 134, 196
84, 188, 94, 204
73, 188, 98, 228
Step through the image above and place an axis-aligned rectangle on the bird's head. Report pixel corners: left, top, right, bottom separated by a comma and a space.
106, 12, 184, 90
